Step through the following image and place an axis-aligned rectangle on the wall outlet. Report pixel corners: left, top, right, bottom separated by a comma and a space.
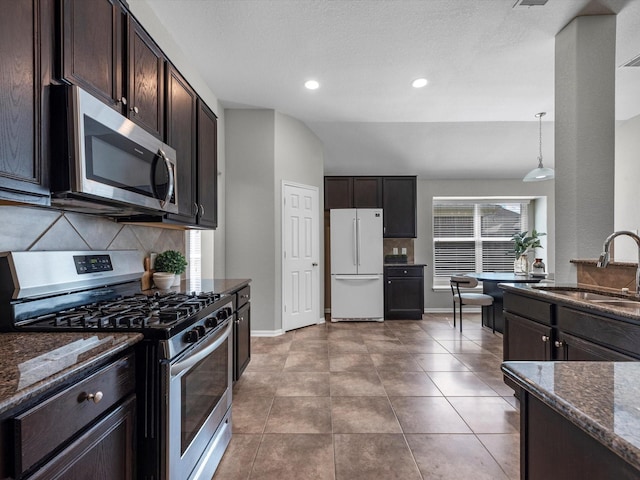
393, 248, 398, 254
401, 248, 407, 255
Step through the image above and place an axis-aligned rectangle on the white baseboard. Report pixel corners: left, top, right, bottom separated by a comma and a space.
251, 329, 285, 337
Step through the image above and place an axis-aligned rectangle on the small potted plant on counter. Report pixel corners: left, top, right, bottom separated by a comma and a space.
511, 229, 545, 275
153, 250, 188, 289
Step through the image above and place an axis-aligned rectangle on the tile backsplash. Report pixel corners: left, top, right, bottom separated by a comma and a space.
0, 205, 184, 266
383, 238, 415, 263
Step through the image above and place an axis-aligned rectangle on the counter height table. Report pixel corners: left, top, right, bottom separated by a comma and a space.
465, 272, 545, 333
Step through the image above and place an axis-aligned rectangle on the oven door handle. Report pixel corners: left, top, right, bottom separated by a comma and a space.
170, 320, 232, 377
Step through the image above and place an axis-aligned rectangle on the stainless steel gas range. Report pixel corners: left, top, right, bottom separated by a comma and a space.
0, 250, 233, 480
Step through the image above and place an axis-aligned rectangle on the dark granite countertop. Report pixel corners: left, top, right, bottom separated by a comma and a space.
499, 283, 640, 322
383, 263, 427, 267
147, 278, 251, 296
502, 361, 640, 471
0, 332, 142, 416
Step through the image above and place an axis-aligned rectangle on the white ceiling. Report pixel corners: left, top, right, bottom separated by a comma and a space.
143, 0, 640, 179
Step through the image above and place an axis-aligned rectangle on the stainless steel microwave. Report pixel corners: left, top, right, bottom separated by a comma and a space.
50, 85, 178, 216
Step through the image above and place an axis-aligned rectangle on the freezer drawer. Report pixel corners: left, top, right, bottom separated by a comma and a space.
331, 275, 383, 321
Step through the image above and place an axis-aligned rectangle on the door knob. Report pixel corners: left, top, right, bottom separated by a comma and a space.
312, 263, 318, 266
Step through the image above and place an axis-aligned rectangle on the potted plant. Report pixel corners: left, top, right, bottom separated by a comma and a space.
153, 250, 188, 288
511, 230, 546, 275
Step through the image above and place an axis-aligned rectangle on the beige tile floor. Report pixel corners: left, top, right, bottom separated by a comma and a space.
212, 313, 520, 480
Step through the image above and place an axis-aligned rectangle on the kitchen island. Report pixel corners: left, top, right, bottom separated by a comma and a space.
502, 361, 640, 479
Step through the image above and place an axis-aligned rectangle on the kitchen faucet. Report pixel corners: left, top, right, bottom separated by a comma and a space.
596, 230, 640, 295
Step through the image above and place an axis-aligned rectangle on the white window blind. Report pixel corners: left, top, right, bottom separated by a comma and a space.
186, 230, 202, 279
433, 199, 529, 286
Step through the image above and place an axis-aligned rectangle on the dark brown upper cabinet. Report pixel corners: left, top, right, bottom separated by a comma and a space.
324, 176, 353, 210
165, 65, 198, 225
60, 0, 123, 108
127, 16, 165, 139
324, 176, 382, 210
196, 101, 218, 229
0, 0, 51, 205
382, 176, 417, 238
353, 177, 382, 208
60, 0, 165, 138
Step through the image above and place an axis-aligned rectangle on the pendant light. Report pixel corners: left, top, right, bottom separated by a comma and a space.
523, 112, 554, 182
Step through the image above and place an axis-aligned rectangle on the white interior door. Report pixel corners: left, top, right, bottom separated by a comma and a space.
282, 182, 320, 331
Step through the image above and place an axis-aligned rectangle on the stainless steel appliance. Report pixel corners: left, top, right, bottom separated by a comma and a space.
50, 86, 179, 216
330, 208, 384, 322
0, 251, 232, 480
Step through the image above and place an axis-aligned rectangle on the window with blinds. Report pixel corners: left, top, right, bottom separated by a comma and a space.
433, 199, 529, 286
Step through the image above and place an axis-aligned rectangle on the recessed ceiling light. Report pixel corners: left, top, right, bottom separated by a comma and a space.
412, 78, 428, 88
305, 80, 320, 90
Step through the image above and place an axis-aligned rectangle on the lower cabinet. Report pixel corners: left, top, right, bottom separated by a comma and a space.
384, 265, 424, 320
3, 352, 136, 479
521, 392, 639, 480
234, 284, 251, 381
503, 312, 553, 361
28, 396, 136, 480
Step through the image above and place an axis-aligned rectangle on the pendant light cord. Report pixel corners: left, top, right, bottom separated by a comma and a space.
536, 112, 545, 168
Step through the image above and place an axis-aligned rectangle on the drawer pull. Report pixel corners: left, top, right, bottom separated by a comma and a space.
541, 335, 549, 343
80, 391, 104, 404
554, 340, 564, 348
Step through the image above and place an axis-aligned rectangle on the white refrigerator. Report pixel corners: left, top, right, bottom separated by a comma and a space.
330, 208, 384, 322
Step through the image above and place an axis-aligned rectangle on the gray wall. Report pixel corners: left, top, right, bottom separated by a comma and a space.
415, 178, 555, 311
615, 113, 640, 261
225, 110, 324, 334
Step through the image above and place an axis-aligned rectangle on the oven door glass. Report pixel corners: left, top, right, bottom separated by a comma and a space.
180, 337, 228, 453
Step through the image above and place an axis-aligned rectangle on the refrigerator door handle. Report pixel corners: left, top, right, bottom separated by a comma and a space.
352, 218, 357, 266
334, 275, 381, 281
357, 217, 361, 266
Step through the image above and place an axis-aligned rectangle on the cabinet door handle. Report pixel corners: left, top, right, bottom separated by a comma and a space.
199, 204, 205, 217
193, 202, 199, 216
119, 96, 127, 105
388, 280, 391, 284
554, 340, 564, 348
130, 106, 139, 115
541, 335, 549, 342
80, 391, 104, 404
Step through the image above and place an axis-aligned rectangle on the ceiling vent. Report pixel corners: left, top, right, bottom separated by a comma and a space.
513, 0, 549, 6
622, 54, 640, 67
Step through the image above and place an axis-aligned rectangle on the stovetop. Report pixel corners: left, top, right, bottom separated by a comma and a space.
0, 250, 233, 341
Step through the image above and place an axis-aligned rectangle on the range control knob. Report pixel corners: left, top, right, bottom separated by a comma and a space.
184, 329, 200, 343
205, 317, 217, 328
217, 309, 229, 321
194, 325, 206, 337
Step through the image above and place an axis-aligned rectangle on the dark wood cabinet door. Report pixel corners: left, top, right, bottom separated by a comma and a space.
503, 313, 552, 361
29, 396, 136, 480
61, 0, 123, 108
128, 17, 164, 139
384, 267, 424, 320
166, 65, 197, 224
524, 393, 639, 480
324, 177, 353, 210
353, 177, 382, 208
197, 101, 218, 228
382, 176, 417, 237
0, 0, 49, 204
559, 331, 636, 361
234, 302, 251, 381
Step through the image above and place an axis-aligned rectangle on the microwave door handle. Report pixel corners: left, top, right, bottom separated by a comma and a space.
157, 149, 174, 207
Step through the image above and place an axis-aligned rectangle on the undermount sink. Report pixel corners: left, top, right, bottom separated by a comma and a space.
535, 289, 619, 301
590, 299, 640, 309
533, 287, 640, 308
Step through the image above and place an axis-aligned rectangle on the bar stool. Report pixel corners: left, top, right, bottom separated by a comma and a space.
449, 275, 495, 333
